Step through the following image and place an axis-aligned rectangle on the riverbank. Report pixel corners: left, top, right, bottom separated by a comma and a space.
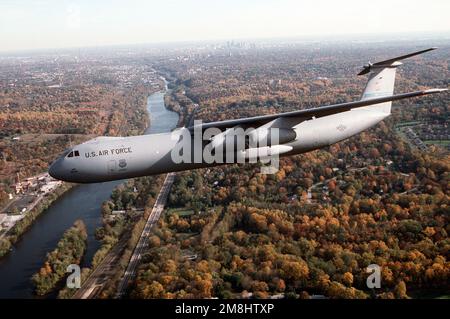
0, 182, 73, 259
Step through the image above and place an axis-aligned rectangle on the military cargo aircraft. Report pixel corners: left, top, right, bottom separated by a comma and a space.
49, 48, 447, 183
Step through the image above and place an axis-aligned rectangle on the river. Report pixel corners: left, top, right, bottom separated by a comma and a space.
0, 85, 179, 298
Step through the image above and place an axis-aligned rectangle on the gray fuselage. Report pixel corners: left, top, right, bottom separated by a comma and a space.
49, 109, 387, 183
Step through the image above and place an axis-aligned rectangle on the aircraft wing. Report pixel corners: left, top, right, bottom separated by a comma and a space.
188, 88, 447, 132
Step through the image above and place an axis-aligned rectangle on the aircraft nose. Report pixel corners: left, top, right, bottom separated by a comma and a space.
48, 158, 65, 181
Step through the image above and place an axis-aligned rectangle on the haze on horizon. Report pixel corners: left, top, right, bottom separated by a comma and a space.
1, 0, 449, 52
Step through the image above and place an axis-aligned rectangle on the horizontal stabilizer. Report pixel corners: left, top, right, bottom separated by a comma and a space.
358, 47, 437, 75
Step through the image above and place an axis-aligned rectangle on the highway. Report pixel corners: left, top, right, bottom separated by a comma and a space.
71, 232, 129, 299
115, 172, 175, 298
71, 171, 174, 299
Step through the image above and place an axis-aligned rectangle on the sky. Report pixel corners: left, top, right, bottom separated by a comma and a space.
0, 0, 449, 52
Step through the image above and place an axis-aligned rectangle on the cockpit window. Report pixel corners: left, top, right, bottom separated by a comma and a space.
67, 150, 80, 158
58, 149, 71, 160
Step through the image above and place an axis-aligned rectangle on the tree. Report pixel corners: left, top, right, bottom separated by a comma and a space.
149, 235, 161, 248
280, 259, 309, 282
369, 148, 380, 158
342, 272, 353, 287
249, 213, 268, 233
195, 278, 213, 298
0, 238, 11, 257
163, 259, 177, 273
394, 281, 408, 299
328, 180, 336, 192
274, 278, 286, 292
251, 281, 269, 293
142, 281, 165, 298
327, 281, 368, 299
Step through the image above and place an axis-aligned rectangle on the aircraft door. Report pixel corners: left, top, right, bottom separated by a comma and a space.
108, 160, 116, 174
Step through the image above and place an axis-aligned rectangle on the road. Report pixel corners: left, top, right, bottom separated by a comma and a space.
71, 233, 129, 299
397, 126, 428, 151
114, 172, 175, 298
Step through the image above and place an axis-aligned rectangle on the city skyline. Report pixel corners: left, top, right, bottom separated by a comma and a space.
1, 0, 450, 52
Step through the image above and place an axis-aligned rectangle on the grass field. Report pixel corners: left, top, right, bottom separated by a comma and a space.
167, 208, 195, 216
423, 140, 450, 146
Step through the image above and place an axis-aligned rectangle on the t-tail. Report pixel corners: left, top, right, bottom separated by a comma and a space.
358, 47, 437, 114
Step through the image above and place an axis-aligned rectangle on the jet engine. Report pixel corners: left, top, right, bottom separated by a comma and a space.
248, 127, 297, 147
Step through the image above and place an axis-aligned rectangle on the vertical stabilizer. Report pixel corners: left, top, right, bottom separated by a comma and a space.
358, 47, 437, 114
360, 63, 399, 113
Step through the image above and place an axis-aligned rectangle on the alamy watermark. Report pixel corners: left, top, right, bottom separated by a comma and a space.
66, 264, 81, 289
170, 120, 294, 174
366, 264, 381, 289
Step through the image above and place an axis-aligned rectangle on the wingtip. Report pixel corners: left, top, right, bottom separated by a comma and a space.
423, 88, 448, 94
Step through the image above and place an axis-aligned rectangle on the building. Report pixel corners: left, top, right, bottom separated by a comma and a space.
0, 214, 7, 230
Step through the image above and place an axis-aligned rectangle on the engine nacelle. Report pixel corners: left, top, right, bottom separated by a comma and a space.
248, 127, 297, 147
208, 126, 297, 153
209, 126, 242, 150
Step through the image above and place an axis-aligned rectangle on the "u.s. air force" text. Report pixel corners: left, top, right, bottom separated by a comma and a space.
85, 147, 132, 158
